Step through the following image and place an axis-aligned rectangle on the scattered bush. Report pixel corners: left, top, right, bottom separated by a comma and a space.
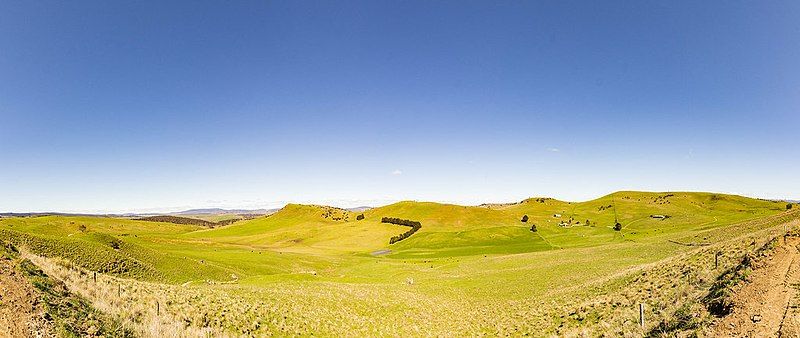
78, 224, 87, 232
529, 224, 537, 232
613, 222, 622, 231
356, 214, 365, 221
321, 206, 350, 221
520, 215, 528, 223
788, 203, 793, 210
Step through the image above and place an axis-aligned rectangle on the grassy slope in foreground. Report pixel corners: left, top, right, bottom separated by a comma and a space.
0, 191, 793, 335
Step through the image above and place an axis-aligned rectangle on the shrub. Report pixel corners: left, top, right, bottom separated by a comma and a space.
529, 224, 537, 232
109, 239, 122, 250
356, 214, 365, 221
613, 222, 622, 231
788, 203, 793, 210
520, 215, 528, 222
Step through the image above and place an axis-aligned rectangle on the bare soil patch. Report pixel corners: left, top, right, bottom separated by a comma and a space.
711, 236, 800, 337
0, 253, 54, 337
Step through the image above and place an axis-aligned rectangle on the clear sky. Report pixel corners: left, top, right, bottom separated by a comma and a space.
1, 1, 798, 213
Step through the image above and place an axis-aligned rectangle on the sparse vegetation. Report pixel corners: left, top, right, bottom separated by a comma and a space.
0, 242, 132, 337
521, 215, 528, 222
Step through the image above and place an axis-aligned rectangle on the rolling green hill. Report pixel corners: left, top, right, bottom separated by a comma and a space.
0, 191, 795, 336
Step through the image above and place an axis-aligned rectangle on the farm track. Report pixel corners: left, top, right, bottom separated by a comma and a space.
0, 255, 54, 337
711, 236, 800, 337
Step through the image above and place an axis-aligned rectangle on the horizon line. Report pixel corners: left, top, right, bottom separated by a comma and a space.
3, 190, 797, 215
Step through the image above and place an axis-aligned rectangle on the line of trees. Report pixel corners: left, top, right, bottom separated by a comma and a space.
137, 215, 240, 228
381, 217, 422, 244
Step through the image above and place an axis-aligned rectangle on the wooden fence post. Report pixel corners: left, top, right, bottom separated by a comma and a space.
157, 301, 160, 316
715, 251, 720, 269
93, 272, 96, 282
639, 303, 645, 328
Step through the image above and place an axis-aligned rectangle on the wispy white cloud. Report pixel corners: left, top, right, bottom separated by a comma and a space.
391, 169, 403, 175
547, 147, 560, 152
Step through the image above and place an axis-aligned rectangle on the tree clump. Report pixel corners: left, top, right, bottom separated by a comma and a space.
381, 217, 422, 244
613, 222, 622, 231
356, 214, 365, 220
788, 203, 794, 210
520, 215, 528, 222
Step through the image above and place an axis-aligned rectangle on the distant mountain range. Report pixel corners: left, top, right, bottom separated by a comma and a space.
0, 205, 373, 218
172, 208, 277, 215
172, 206, 372, 215
345, 206, 372, 212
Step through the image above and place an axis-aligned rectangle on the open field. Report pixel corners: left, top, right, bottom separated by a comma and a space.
1, 191, 798, 336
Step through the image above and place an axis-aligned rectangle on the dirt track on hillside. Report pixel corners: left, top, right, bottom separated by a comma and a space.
711, 236, 800, 337
0, 256, 54, 337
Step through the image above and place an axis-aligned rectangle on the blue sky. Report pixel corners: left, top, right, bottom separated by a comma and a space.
1, 1, 798, 213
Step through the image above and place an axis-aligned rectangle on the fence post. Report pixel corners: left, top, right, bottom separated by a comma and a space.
639, 303, 645, 328
93, 272, 96, 282
157, 301, 160, 316
715, 251, 720, 269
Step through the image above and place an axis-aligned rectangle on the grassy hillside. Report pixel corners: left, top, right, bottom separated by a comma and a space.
0, 191, 795, 336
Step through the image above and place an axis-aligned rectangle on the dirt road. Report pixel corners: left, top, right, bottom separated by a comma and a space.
711, 236, 800, 337
0, 254, 53, 337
